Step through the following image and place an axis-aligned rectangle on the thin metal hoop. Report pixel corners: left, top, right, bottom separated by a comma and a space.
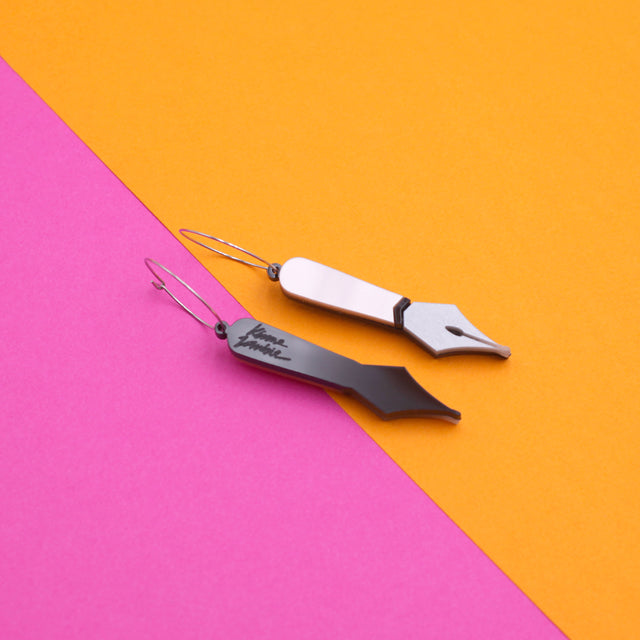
179, 229, 274, 271
144, 258, 225, 332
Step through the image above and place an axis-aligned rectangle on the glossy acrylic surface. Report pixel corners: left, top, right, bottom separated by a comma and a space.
279, 257, 404, 326
226, 318, 460, 421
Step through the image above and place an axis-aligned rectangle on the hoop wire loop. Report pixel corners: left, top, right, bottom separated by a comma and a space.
179, 229, 274, 271
144, 258, 225, 331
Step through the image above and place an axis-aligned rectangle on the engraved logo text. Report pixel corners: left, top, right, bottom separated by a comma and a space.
234, 324, 292, 361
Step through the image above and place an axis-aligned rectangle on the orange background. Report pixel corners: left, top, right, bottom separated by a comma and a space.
2, 2, 639, 637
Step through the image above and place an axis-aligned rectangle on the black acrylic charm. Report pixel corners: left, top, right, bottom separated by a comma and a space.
144, 258, 461, 423
225, 318, 460, 422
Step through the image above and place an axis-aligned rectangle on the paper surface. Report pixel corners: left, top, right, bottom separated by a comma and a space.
0, 59, 564, 639
1, 3, 639, 637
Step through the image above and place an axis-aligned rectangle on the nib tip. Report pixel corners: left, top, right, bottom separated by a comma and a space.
496, 344, 511, 359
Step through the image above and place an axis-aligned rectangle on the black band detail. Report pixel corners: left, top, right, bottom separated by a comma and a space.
393, 297, 412, 329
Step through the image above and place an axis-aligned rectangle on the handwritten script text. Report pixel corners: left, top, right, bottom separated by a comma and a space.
234, 324, 292, 361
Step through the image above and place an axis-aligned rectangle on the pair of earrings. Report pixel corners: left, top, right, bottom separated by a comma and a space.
146, 230, 510, 422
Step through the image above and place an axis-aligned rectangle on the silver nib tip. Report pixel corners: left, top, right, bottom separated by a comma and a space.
403, 303, 511, 358
445, 326, 511, 358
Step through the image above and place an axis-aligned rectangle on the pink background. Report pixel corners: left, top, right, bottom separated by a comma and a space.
0, 59, 564, 638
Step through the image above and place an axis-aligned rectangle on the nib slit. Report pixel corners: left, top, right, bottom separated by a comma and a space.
446, 325, 510, 357
447, 325, 495, 347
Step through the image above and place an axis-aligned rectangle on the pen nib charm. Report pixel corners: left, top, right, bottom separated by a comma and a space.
145, 259, 460, 423
277, 257, 511, 358
179, 230, 510, 358
225, 319, 460, 421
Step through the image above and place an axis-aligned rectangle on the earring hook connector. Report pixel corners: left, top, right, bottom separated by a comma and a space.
179, 229, 276, 270
144, 258, 227, 337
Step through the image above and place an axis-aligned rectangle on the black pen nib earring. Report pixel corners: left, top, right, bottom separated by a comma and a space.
144, 259, 460, 423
